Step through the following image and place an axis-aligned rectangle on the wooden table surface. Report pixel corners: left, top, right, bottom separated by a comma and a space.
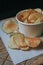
0, 38, 43, 65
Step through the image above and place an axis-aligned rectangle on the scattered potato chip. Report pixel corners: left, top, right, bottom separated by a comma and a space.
2, 20, 18, 34
28, 38, 41, 48
25, 37, 42, 48
8, 36, 19, 49
8, 33, 30, 50
25, 37, 30, 46
8, 32, 42, 50
20, 46, 29, 51
13, 33, 25, 47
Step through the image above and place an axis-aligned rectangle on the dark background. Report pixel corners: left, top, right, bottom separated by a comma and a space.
0, 0, 43, 20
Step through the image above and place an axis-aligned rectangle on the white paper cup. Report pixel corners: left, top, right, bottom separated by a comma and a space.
16, 10, 43, 37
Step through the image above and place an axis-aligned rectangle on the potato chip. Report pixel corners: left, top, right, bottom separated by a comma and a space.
2, 20, 18, 34
34, 8, 42, 14
9, 36, 19, 49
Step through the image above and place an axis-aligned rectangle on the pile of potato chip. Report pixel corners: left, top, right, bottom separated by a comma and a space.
18, 8, 43, 24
